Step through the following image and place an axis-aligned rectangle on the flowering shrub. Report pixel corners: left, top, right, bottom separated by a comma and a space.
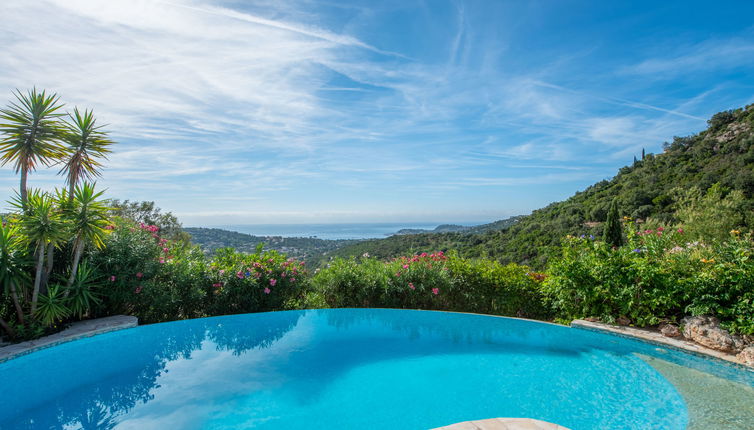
91, 218, 208, 323
91, 219, 307, 323
206, 247, 306, 315
310, 252, 549, 319
544, 224, 754, 334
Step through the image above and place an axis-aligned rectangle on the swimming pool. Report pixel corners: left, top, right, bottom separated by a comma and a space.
1, 309, 752, 429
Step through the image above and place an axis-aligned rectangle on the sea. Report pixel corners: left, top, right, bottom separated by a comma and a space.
206, 222, 484, 241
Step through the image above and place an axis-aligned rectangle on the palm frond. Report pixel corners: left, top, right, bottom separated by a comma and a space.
59, 107, 114, 185
0, 88, 67, 173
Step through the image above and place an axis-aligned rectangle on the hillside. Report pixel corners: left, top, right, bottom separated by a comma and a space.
329, 105, 754, 267
393, 216, 525, 235
184, 227, 360, 261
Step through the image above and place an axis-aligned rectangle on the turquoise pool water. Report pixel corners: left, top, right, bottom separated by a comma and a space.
1, 309, 752, 429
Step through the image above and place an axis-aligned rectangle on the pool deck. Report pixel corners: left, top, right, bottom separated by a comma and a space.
0, 315, 137, 363
433, 418, 569, 430
571, 319, 753, 370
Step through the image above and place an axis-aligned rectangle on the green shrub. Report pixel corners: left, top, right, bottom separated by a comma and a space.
206, 247, 307, 315
91, 221, 308, 323
310, 252, 549, 319
544, 224, 754, 334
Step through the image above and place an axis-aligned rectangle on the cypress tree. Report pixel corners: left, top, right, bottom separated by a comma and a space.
603, 199, 623, 248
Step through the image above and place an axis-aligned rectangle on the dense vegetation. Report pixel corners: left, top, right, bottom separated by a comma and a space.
330, 105, 754, 266
1, 89, 752, 347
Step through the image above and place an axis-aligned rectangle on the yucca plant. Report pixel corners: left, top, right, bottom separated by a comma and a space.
12, 189, 69, 314
59, 108, 113, 203
35, 284, 70, 326
65, 260, 102, 318
0, 221, 31, 336
65, 183, 111, 291
0, 88, 67, 209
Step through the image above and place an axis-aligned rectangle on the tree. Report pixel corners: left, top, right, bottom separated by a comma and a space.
602, 199, 623, 247
65, 183, 110, 291
109, 200, 188, 241
674, 183, 749, 241
59, 108, 113, 202
13, 190, 69, 314
0, 88, 67, 209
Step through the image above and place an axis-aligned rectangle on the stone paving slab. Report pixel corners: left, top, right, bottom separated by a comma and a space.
433, 418, 570, 430
571, 319, 753, 370
0, 315, 137, 363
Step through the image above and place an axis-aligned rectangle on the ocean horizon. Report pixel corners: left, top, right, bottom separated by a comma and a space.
193, 222, 487, 241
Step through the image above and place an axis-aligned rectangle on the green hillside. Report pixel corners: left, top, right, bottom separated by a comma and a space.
184, 227, 359, 261
329, 105, 754, 267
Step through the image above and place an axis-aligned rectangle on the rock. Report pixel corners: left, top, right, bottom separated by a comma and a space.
659, 323, 681, 338
681, 316, 745, 354
716, 122, 751, 144
737, 346, 754, 366
616, 316, 631, 326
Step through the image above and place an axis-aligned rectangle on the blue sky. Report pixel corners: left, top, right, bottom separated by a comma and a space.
1, 0, 753, 225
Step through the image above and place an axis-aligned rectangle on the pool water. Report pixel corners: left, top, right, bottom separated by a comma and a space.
0, 309, 752, 429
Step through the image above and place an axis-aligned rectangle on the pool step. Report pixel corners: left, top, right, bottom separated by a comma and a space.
433, 418, 570, 430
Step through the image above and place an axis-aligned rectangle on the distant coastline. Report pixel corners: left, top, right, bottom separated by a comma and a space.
192, 222, 489, 241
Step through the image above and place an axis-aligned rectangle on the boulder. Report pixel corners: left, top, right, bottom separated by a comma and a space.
616, 316, 631, 326
659, 323, 681, 338
737, 346, 754, 366
681, 316, 745, 354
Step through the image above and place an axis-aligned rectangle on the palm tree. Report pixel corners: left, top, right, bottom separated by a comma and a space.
65, 183, 110, 291
13, 189, 69, 314
0, 88, 67, 209
0, 221, 31, 332
59, 108, 113, 202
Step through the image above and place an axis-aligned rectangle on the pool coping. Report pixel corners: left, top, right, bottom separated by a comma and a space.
571, 319, 753, 371
0, 315, 138, 363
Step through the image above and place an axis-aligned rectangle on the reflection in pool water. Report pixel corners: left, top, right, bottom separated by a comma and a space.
0, 309, 752, 429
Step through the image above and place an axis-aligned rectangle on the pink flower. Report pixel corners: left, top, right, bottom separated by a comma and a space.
212, 282, 223, 288
657, 227, 665, 232
409, 282, 415, 290
264, 287, 271, 294
158, 258, 165, 264
110, 275, 116, 282
163, 247, 169, 253
236, 271, 244, 279
677, 228, 684, 234
432, 288, 439, 295
104, 225, 115, 230
291, 278, 296, 282
219, 269, 225, 275
281, 272, 286, 278
134, 286, 143, 294
403, 264, 409, 269
269, 279, 277, 286
395, 272, 401, 277
136, 272, 143, 279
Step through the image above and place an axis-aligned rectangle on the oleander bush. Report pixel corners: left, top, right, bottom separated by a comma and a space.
91, 220, 308, 324
309, 252, 550, 319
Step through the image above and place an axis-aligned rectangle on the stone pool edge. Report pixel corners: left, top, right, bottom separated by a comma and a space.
571, 319, 753, 371
0, 315, 138, 363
